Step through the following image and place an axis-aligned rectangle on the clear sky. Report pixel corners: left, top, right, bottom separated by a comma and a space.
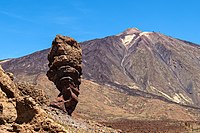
0, 0, 199, 59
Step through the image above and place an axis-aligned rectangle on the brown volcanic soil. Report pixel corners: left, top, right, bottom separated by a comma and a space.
76, 79, 197, 122
75, 80, 200, 132
104, 120, 187, 133
104, 119, 200, 133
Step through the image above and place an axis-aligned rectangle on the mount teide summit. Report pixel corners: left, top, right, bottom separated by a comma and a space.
82, 28, 200, 107
2, 28, 200, 108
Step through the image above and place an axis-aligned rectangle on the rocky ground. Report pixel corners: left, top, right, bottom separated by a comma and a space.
0, 65, 68, 132
2, 68, 200, 132
0, 65, 119, 133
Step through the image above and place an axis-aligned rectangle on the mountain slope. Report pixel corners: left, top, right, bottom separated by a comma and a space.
1, 28, 200, 107
82, 28, 200, 107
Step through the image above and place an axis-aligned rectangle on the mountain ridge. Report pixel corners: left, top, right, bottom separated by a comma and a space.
1, 28, 200, 107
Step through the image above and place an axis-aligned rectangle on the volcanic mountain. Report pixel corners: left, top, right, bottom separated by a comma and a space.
1, 28, 200, 132
2, 28, 200, 106
82, 28, 200, 107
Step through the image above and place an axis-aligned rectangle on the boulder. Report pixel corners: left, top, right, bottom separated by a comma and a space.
0, 100, 17, 124
0, 66, 18, 98
0, 65, 68, 132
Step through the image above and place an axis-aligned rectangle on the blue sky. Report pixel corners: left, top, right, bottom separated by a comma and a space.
0, 0, 199, 59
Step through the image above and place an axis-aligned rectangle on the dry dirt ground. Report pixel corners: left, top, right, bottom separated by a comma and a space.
103, 119, 200, 133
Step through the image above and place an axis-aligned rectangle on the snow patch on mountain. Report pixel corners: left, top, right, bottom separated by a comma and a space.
139, 32, 152, 37
121, 34, 135, 46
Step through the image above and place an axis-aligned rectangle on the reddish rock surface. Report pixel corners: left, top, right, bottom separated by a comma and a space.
47, 35, 82, 115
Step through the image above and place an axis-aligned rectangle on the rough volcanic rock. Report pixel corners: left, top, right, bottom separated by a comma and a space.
46, 35, 82, 115
0, 100, 17, 124
47, 35, 82, 85
0, 66, 18, 98
0, 65, 118, 132
16, 81, 48, 105
0, 66, 68, 132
